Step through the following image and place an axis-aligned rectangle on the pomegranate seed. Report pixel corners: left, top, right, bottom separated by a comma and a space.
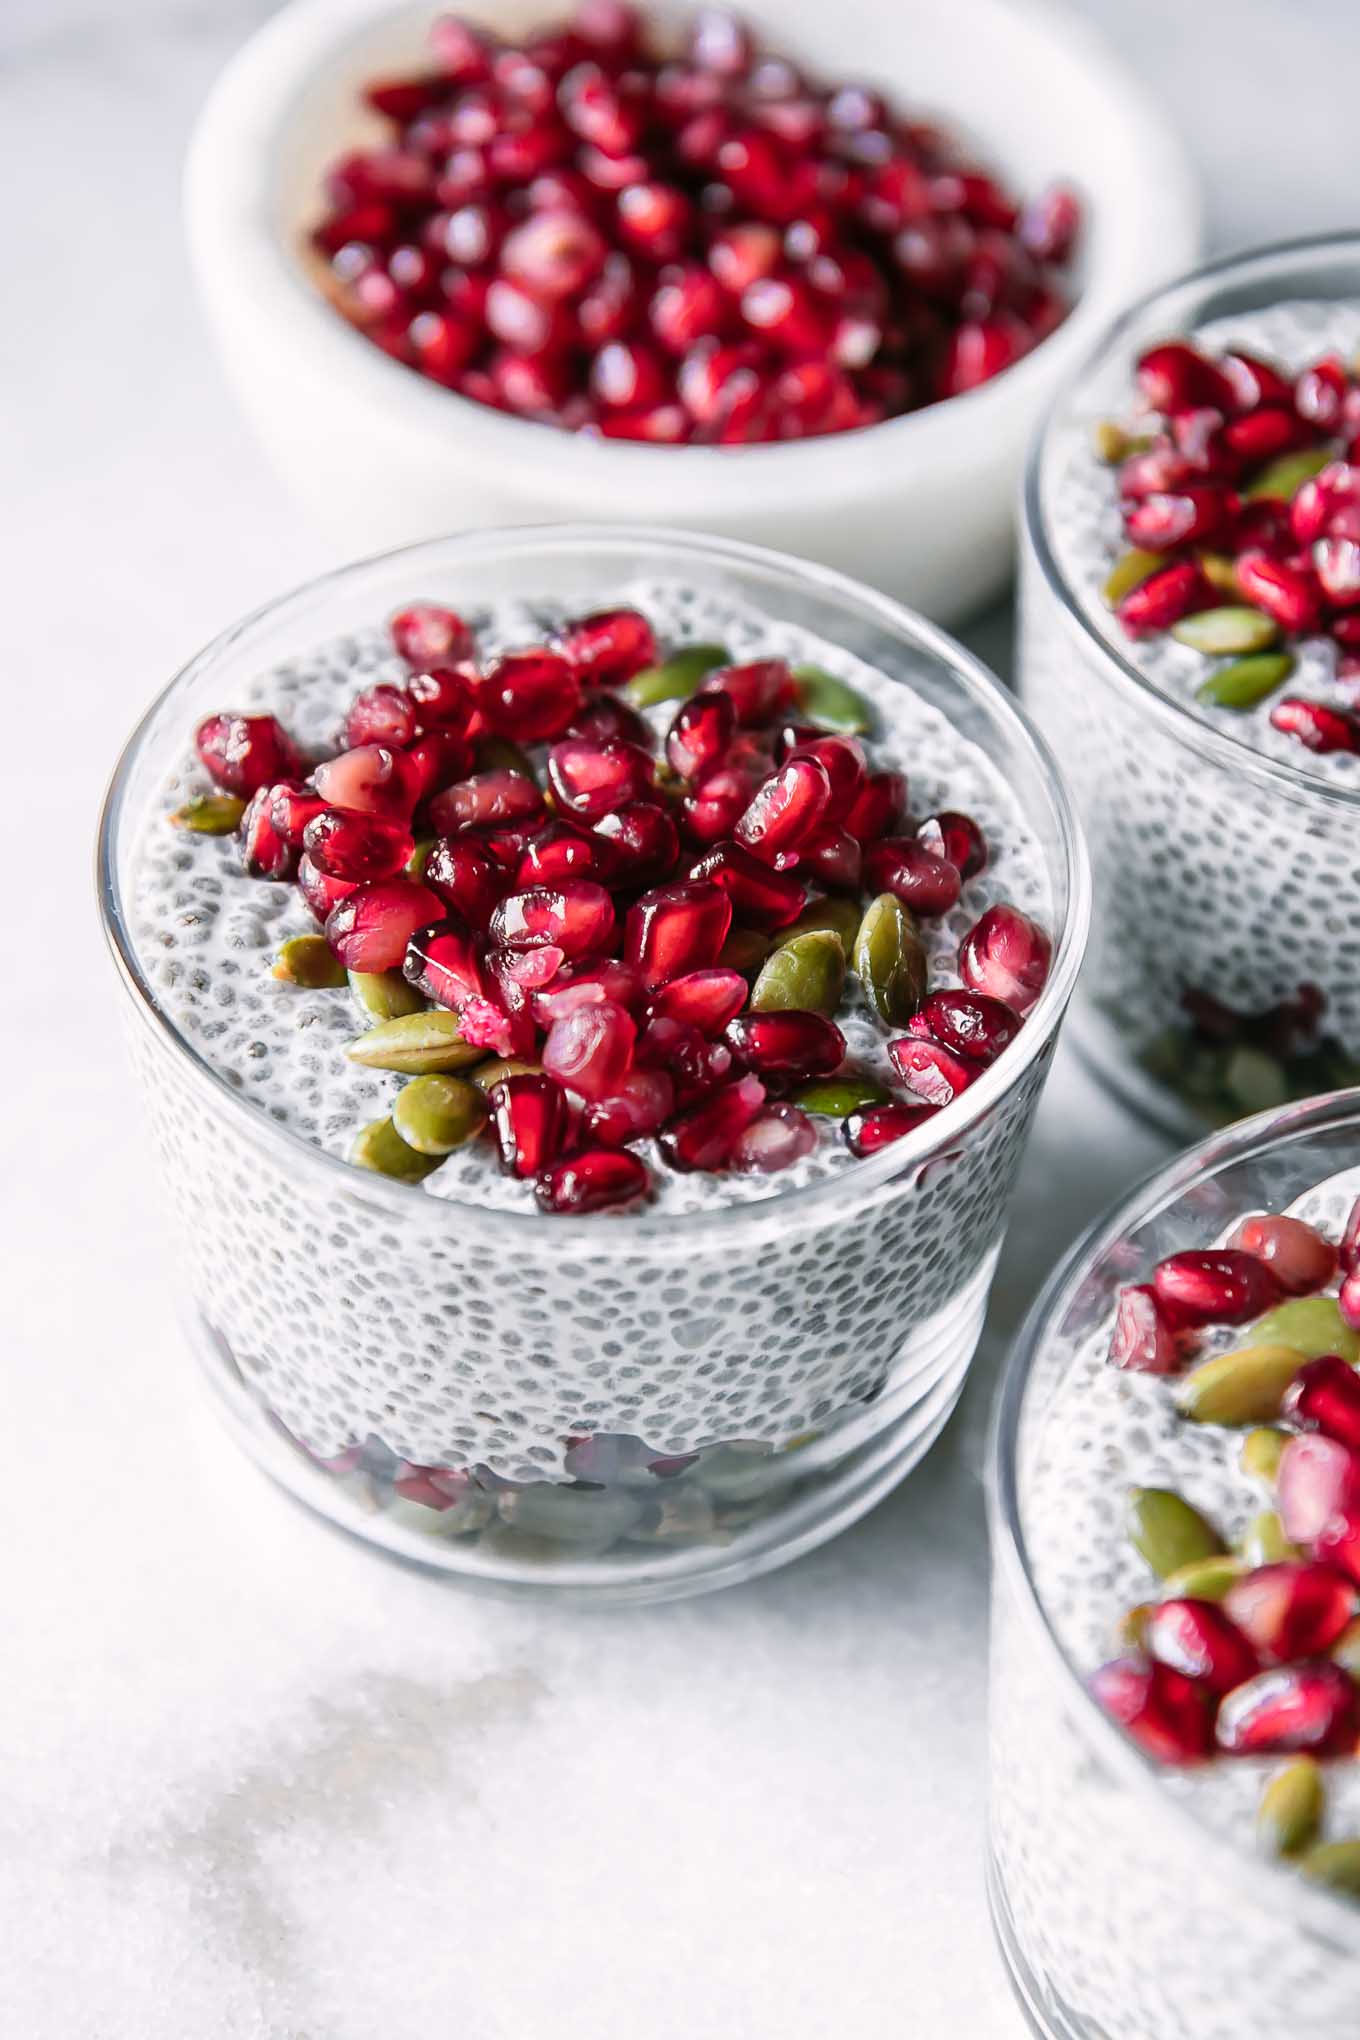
863, 838, 961, 918
490, 1072, 570, 1178
725, 1009, 845, 1079
405, 664, 477, 729
1344, 1273, 1360, 1335
1117, 560, 1214, 636
732, 1101, 818, 1173
589, 338, 669, 410
297, 853, 354, 923
1223, 405, 1304, 464
1217, 1660, 1358, 1758
1343, 1195, 1360, 1275
637, 1014, 732, 1104
536, 1146, 649, 1213
592, 800, 680, 883
734, 758, 831, 862
699, 660, 797, 727
650, 265, 725, 353
659, 1074, 768, 1171
583, 1066, 675, 1146
501, 208, 605, 299
490, 881, 615, 958
1135, 340, 1233, 414
1270, 697, 1360, 755
842, 1100, 939, 1156
915, 989, 1021, 1064
531, 956, 643, 1025
1278, 1434, 1360, 1548
555, 606, 657, 686
428, 768, 545, 834
313, 744, 420, 819
915, 810, 986, 880
516, 819, 618, 886
1226, 1215, 1337, 1296
547, 736, 653, 818
1220, 349, 1294, 413
343, 684, 417, 751
239, 785, 295, 880
625, 879, 733, 989
678, 762, 758, 846
195, 713, 303, 797
1118, 445, 1196, 500
391, 603, 474, 669
686, 840, 804, 929
1124, 486, 1233, 552
778, 733, 865, 821
1296, 354, 1350, 430
542, 997, 637, 1101
268, 783, 327, 849
303, 808, 415, 883
406, 729, 476, 804
888, 1036, 977, 1108
578, 251, 642, 346
1109, 1283, 1195, 1375
477, 648, 582, 741
425, 836, 506, 926
1152, 1249, 1282, 1329
799, 828, 862, 891
690, 7, 751, 74
403, 913, 485, 1003
667, 691, 737, 780
1017, 182, 1080, 264
645, 968, 747, 1036
708, 222, 781, 293
568, 693, 652, 748
616, 181, 693, 262
595, 402, 691, 442
1144, 1599, 1259, 1696
324, 878, 444, 972
1236, 550, 1323, 635
844, 770, 907, 843
958, 904, 1051, 1015
1091, 1657, 1214, 1763
1225, 1563, 1357, 1662
1284, 1356, 1360, 1452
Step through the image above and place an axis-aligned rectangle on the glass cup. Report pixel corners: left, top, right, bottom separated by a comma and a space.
100, 525, 1088, 1601
1020, 234, 1360, 1139
988, 1089, 1360, 2039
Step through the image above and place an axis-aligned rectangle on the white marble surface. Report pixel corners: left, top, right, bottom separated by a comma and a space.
4, 1, 1357, 2032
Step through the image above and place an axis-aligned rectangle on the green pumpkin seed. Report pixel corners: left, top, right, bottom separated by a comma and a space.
778, 895, 862, 954
350, 1115, 440, 1182
1300, 1840, 1360, 1896
348, 969, 425, 1022
471, 1055, 542, 1093
1159, 1554, 1244, 1602
391, 1073, 487, 1155
1114, 1602, 1154, 1652
1175, 1343, 1306, 1426
1240, 1426, 1287, 1487
1258, 1759, 1324, 1858
1198, 551, 1241, 598
1239, 1509, 1301, 1566
853, 892, 927, 1026
790, 663, 875, 735
474, 734, 536, 780
1252, 1296, 1360, 1365
405, 836, 433, 879
272, 934, 347, 989
717, 925, 772, 975
346, 1008, 486, 1075
793, 1073, 891, 1118
1102, 548, 1161, 608
1092, 419, 1131, 464
1243, 445, 1333, 501
1222, 1045, 1290, 1114
1171, 606, 1281, 656
170, 791, 246, 834
623, 643, 731, 709
1128, 1486, 1226, 1579
1332, 1617, 1360, 1678
750, 929, 846, 1015
1195, 652, 1294, 712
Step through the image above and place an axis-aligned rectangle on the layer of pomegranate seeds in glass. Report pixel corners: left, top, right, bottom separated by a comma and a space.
1051, 302, 1360, 775
1023, 1165, 1360, 1884
308, 3, 1080, 443
136, 579, 1051, 1213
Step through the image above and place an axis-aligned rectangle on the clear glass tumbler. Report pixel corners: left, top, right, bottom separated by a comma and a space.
100, 525, 1088, 1601
1020, 234, 1360, 1139
988, 1089, 1360, 2039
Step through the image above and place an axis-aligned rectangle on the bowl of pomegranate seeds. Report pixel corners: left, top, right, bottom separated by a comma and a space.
1021, 235, 1360, 1138
185, 0, 1197, 620
99, 524, 1087, 1597
989, 1088, 1360, 2039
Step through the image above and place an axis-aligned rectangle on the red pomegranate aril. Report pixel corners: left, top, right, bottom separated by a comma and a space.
1117, 560, 1214, 637
425, 836, 506, 927
1284, 1356, 1360, 1453
546, 736, 653, 818
888, 1036, 977, 1108
500, 208, 605, 299
916, 989, 1021, 1064
1117, 445, 1196, 501
313, 744, 420, 820
303, 808, 415, 883
1315, 536, 1360, 607
1151, 1249, 1282, 1329
297, 852, 355, 923
568, 693, 652, 749
686, 839, 804, 929
401, 913, 485, 1002
490, 881, 616, 958
1089, 1657, 1213, 1765
542, 996, 637, 1101
590, 338, 669, 410
325, 878, 444, 972
1296, 354, 1350, 430
404, 663, 477, 729
667, 691, 737, 781
1219, 348, 1294, 414
1108, 1283, 1195, 1375
616, 181, 693, 261
477, 648, 582, 741
842, 1100, 939, 1156
863, 838, 961, 918
699, 660, 797, 727
592, 800, 680, 883
1217, 1660, 1358, 1758
1236, 550, 1323, 635
625, 879, 733, 989
406, 729, 476, 804
1269, 697, 1360, 754
1225, 1563, 1357, 1663
239, 785, 295, 880
1144, 1599, 1259, 1697
578, 250, 642, 345
536, 1146, 649, 1213
915, 810, 987, 880
344, 683, 419, 750
582, 1066, 674, 1147
799, 828, 862, 891
637, 1014, 732, 1105
1344, 1272, 1360, 1336
732, 1102, 818, 1173
735, 758, 831, 862
780, 734, 865, 823
1278, 1434, 1360, 1548
269, 782, 328, 850
516, 819, 618, 886
645, 968, 747, 1036
596, 402, 690, 442
650, 265, 726, 353
555, 606, 657, 686
428, 768, 545, 834
1136, 340, 1233, 415
725, 1009, 845, 1079
1223, 405, 1304, 464
491, 1072, 570, 1179
660, 1073, 768, 1172
958, 904, 1051, 1015
708, 221, 781, 293
1226, 1214, 1337, 1296
532, 956, 644, 1025
1124, 486, 1232, 552
196, 713, 303, 797
843, 769, 907, 843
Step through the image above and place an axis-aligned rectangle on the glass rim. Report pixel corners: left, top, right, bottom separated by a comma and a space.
987, 1084, 1360, 1948
1023, 227, 1360, 816
96, 520, 1089, 1249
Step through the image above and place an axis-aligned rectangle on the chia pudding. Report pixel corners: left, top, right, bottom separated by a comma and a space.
103, 526, 1084, 1596
1020, 237, 1360, 1136
989, 1093, 1360, 2039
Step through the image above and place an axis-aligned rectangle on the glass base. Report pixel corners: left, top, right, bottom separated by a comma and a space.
987, 1847, 1087, 2040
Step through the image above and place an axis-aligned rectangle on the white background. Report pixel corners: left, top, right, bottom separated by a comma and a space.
2, 1, 1353, 2032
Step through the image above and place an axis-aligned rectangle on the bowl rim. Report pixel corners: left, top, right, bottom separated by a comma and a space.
987, 1084, 1360, 1949
183, 0, 1203, 504
1024, 227, 1360, 815
96, 520, 1090, 1248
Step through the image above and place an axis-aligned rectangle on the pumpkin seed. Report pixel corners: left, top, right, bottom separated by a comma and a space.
471, 1056, 542, 1093
1300, 1840, 1360, 1896
1243, 446, 1333, 501
474, 734, 536, 780
1175, 1343, 1306, 1426
1222, 1045, 1289, 1114
1240, 1427, 1287, 1487
1128, 1486, 1226, 1579
1195, 652, 1294, 712
350, 1115, 440, 1182
777, 895, 862, 954
170, 791, 246, 834
272, 934, 347, 989
717, 925, 772, 976
1332, 1617, 1360, 1678
405, 836, 433, 879
1158, 1554, 1244, 1602
1171, 606, 1281, 656
1114, 1602, 1154, 1652
1252, 1296, 1360, 1364
1258, 1759, 1324, 1858
1102, 549, 1161, 608
1198, 551, 1241, 598
623, 643, 731, 709
1239, 1509, 1300, 1566
750, 929, 845, 1015
346, 1008, 486, 1075
391, 1073, 486, 1155
853, 892, 927, 1026
790, 663, 875, 734
793, 1073, 891, 1118
1092, 419, 1131, 464
348, 969, 425, 1022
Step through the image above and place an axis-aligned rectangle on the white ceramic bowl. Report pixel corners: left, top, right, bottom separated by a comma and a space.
185, 0, 1201, 623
